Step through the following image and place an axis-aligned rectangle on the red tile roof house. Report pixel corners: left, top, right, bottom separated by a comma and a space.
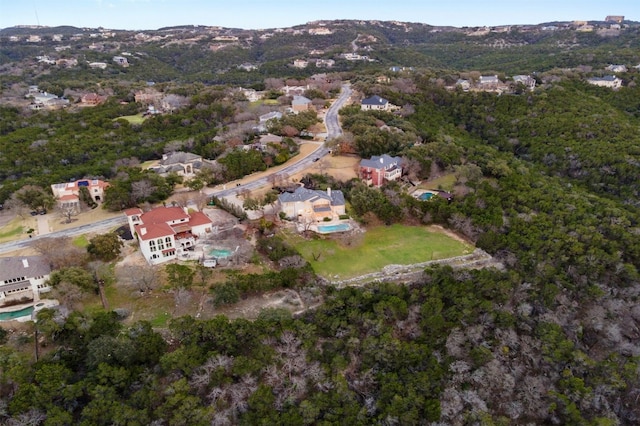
359, 154, 403, 187
0, 256, 51, 306
50, 179, 110, 209
124, 206, 213, 265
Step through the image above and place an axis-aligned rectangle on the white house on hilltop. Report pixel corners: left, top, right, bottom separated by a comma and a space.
125, 206, 213, 265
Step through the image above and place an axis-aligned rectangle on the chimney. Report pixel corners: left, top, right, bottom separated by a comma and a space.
326, 187, 331, 197
22, 258, 29, 268
140, 227, 147, 236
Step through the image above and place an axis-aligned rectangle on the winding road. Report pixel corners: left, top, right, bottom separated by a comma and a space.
202, 83, 351, 199
0, 84, 352, 255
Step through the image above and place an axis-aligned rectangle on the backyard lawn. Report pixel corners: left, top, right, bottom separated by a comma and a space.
283, 224, 473, 280
115, 113, 146, 125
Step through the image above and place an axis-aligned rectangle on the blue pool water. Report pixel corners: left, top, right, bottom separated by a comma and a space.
419, 192, 435, 200
209, 248, 232, 258
0, 305, 34, 321
317, 223, 351, 233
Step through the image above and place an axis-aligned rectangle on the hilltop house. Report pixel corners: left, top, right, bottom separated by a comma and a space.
278, 187, 345, 222
359, 154, 403, 187
587, 75, 622, 89
361, 95, 390, 111
512, 75, 536, 91
51, 179, 110, 209
0, 256, 51, 305
149, 152, 209, 178
125, 206, 213, 265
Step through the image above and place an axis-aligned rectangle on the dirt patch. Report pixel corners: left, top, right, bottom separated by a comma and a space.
427, 224, 474, 245
289, 154, 359, 182
199, 289, 306, 320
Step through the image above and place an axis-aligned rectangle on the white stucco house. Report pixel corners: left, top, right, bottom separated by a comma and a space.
125, 206, 213, 265
0, 256, 51, 305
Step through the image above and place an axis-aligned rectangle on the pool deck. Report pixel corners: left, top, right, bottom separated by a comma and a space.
296, 218, 355, 234
0, 299, 59, 322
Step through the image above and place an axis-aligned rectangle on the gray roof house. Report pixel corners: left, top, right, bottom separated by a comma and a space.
359, 154, 403, 187
291, 95, 313, 113
278, 187, 345, 221
0, 256, 52, 305
149, 151, 208, 177
361, 95, 390, 111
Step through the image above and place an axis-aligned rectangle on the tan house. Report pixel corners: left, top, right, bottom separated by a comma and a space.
51, 179, 110, 209
291, 95, 313, 113
278, 187, 345, 222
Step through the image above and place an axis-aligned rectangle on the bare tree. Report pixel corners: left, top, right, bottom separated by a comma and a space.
59, 206, 78, 224
131, 180, 156, 202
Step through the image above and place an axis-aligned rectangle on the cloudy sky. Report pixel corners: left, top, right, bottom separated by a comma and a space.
1, 0, 636, 30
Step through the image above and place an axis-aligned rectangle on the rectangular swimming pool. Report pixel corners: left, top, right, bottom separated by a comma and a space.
317, 223, 351, 233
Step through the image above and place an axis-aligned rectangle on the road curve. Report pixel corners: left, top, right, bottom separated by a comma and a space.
205, 83, 351, 199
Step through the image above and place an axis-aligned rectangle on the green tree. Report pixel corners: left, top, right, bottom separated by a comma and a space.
87, 232, 124, 262
165, 264, 195, 288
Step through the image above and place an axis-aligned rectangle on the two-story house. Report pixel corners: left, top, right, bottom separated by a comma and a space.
359, 154, 403, 187
0, 256, 51, 305
278, 187, 345, 222
51, 179, 110, 209
587, 75, 623, 89
125, 206, 214, 265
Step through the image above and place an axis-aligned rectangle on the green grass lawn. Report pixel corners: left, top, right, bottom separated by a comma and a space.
283, 224, 473, 280
72, 235, 89, 248
115, 113, 146, 125
420, 173, 457, 191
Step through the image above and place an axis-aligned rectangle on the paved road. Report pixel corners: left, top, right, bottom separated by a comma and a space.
0, 84, 352, 255
203, 83, 352, 199
0, 215, 127, 255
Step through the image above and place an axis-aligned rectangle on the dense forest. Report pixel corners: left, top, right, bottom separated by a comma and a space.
1, 19, 640, 426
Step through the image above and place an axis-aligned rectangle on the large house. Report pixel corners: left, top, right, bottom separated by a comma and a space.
278, 187, 345, 222
51, 179, 110, 209
587, 75, 623, 89
0, 256, 51, 305
359, 154, 403, 187
125, 206, 214, 265
361, 95, 390, 111
149, 152, 209, 178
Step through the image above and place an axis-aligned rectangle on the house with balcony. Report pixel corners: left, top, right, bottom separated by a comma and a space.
51, 179, 110, 209
0, 256, 51, 305
278, 187, 345, 222
359, 154, 403, 187
125, 206, 213, 265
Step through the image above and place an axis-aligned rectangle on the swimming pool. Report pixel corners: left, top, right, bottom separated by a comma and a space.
419, 192, 435, 200
0, 305, 34, 321
209, 248, 232, 258
317, 223, 351, 233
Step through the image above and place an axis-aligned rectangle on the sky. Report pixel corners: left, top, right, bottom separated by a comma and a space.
0, 0, 637, 31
